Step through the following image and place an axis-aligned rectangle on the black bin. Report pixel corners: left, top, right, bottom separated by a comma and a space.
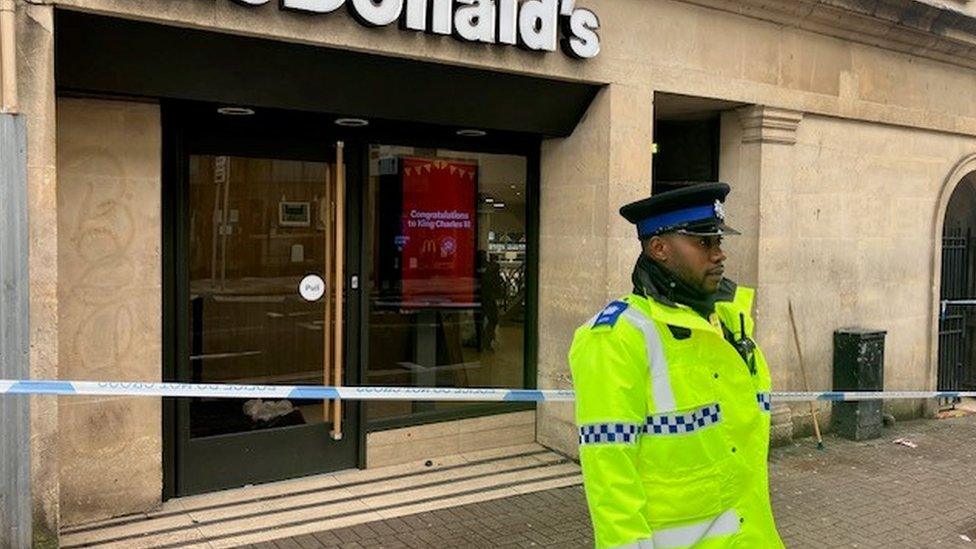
831, 329, 886, 441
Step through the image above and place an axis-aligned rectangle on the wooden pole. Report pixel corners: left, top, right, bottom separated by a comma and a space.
788, 300, 825, 450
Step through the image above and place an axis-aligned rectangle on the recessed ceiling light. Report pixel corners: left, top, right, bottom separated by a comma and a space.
457, 129, 487, 137
484, 197, 495, 203
510, 184, 517, 189
217, 106, 255, 116
493, 202, 506, 209
335, 118, 369, 127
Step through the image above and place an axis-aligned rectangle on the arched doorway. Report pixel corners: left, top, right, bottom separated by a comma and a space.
940, 171, 976, 391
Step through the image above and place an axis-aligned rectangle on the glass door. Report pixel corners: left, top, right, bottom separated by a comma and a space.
173, 131, 359, 495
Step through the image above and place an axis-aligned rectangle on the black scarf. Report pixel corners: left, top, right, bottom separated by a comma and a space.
631, 254, 717, 319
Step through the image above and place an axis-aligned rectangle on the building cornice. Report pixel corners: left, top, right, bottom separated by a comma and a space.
738, 106, 804, 145
678, 0, 976, 71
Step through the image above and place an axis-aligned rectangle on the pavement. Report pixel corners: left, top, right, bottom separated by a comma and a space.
257, 414, 976, 549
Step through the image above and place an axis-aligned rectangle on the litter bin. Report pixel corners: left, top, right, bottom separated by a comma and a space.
832, 329, 886, 441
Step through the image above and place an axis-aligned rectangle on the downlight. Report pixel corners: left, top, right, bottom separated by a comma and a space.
217, 106, 256, 116
456, 129, 487, 137
335, 118, 369, 127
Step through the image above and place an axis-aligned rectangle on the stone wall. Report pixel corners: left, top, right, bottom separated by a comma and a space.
536, 84, 654, 459
722, 110, 976, 433
18, 3, 60, 545
56, 98, 162, 526
45, 0, 976, 137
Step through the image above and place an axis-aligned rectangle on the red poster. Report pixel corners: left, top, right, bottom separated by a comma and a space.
400, 157, 477, 306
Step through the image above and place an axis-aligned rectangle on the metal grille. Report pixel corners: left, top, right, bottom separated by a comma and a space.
939, 227, 975, 391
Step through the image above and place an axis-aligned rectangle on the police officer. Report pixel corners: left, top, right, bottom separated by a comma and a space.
569, 182, 784, 549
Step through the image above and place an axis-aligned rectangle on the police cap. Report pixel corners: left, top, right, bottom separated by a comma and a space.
619, 182, 739, 239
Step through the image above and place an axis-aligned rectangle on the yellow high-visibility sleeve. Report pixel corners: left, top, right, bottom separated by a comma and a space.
570, 320, 653, 549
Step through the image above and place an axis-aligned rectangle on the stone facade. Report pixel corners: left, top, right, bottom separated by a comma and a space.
721, 108, 976, 438
10, 0, 976, 539
56, 98, 162, 526
17, 3, 59, 546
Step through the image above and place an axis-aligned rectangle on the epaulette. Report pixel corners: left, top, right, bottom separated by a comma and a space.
592, 300, 629, 329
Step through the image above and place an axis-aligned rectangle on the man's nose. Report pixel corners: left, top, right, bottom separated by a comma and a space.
713, 247, 727, 264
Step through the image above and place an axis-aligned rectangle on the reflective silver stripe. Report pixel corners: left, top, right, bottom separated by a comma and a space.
653, 509, 741, 549
609, 510, 740, 549
621, 308, 677, 413
613, 538, 655, 549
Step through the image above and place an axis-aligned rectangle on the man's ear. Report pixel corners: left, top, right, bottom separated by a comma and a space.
645, 235, 669, 263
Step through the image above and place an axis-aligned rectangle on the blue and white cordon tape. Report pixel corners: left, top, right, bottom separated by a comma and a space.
0, 380, 974, 402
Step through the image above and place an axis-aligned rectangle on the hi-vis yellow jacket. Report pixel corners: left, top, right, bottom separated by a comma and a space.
569, 280, 783, 549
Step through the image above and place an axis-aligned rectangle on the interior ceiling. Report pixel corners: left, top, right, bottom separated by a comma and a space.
655, 93, 747, 121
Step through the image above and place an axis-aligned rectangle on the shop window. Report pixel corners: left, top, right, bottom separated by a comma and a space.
365, 145, 529, 423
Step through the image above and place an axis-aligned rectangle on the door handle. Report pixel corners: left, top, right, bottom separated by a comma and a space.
330, 141, 345, 441
323, 160, 334, 439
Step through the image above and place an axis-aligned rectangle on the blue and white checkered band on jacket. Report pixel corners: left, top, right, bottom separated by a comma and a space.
757, 392, 771, 413
578, 423, 642, 445
577, 405, 723, 446
645, 403, 722, 435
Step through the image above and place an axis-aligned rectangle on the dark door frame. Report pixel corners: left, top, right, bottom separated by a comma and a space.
161, 101, 364, 498
162, 99, 544, 499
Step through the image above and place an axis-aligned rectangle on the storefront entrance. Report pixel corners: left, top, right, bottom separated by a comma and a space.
54, 8, 598, 501
161, 102, 544, 496
165, 104, 362, 495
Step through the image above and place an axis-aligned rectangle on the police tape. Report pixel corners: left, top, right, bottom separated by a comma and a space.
0, 380, 571, 401
0, 379, 975, 402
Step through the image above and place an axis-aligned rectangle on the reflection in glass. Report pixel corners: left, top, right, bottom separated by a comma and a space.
187, 155, 341, 438
365, 146, 529, 421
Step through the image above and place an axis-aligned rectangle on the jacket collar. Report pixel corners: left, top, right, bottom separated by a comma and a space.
630, 278, 743, 333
